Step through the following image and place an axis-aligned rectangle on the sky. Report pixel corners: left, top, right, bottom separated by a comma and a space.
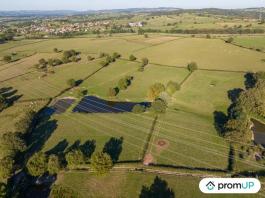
0, 0, 264, 11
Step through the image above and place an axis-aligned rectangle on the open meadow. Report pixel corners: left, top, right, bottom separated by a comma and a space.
1, 32, 265, 197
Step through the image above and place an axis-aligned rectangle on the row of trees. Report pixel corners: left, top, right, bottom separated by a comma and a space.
26, 140, 115, 177
99, 52, 121, 67
0, 110, 35, 181
147, 81, 180, 101
108, 76, 134, 97
222, 72, 265, 144
137, 27, 265, 35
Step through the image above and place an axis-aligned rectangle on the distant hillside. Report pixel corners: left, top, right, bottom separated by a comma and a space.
0, 7, 264, 17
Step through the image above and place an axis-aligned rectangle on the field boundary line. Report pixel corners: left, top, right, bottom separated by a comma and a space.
141, 116, 158, 161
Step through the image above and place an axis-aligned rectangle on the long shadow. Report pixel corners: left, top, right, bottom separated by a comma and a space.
26, 118, 58, 156
80, 140, 96, 159
103, 137, 123, 162
151, 164, 227, 173
0, 86, 22, 109
46, 139, 69, 155
244, 72, 256, 89
213, 111, 228, 137
139, 176, 175, 198
227, 88, 243, 103
227, 144, 235, 172
65, 140, 81, 153
73, 96, 151, 113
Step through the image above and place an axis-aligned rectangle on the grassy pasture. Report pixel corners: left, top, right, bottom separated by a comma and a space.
135, 37, 265, 71
1, 59, 103, 100
43, 113, 155, 162
81, 59, 141, 98
57, 171, 257, 198
2, 37, 146, 56
233, 36, 265, 51
148, 110, 230, 170
118, 65, 189, 101
173, 70, 244, 115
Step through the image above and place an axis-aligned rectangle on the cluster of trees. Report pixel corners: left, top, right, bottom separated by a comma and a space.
0, 31, 15, 43
26, 152, 60, 176
136, 28, 265, 35
139, 58, 149, 72
108, 76, 133, 97
62, 50, 81, 64
99, 52, 121, 67
0, 110, 35, 181
26, 137, 116, 177
147, 83, 166, 101
168, 28, 265, 34
221, 72, 265, 144
147, 81, 180, 101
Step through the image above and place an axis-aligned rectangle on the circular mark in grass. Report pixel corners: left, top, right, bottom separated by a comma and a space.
157, 140, 166, 146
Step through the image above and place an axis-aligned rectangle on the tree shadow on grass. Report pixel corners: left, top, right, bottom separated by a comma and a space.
80, 140, 96, 159
66, 140, 81, 153
26, 119, 58, 156
227, 88, 243, 103
213, 111, 228, 137
46, 139, 69, 155
103, 137, 123, 162
0, 86, 22, 107
244, 72, 256, 89
139, 176, 175, 198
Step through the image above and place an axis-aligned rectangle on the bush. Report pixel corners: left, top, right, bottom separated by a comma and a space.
53, 48, 59, 53
87, 55, 95, 61
99, 52, 107, 58
3, 55, 12, 63
142, 57, 149, 66
166, 81, 180, 96
129, 54, 137, 61
108, 87, 119, 97
1, 132, 26, 156
112, 52, 121, 59
187, 62, 198, 72
206, 34, 211, 39
132, 104, 146, 113
77, 89, 88, 97
100, 60, 109, 67
51, 185, 80, 198
91, 152, 113, 175
65, 150, 85, 169
226, 37, 234, 43
26, 152, 47, 177
47, 155, 61, 175
67, 79, 76, 87
150, 98, 167, 114
147, 83, 165, 101
0, 156, 14, 180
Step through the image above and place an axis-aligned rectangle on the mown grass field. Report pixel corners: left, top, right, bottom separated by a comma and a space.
43, 113, 155, 162
233, 36, 265, 51
134, 38, 265, 71
0, 33, 265, 184
56, 171, 259, 198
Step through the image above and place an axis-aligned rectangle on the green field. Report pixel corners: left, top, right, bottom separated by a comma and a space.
56, 171, 260, 198
233, 36, 265, 51
1, 32, 265, 195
